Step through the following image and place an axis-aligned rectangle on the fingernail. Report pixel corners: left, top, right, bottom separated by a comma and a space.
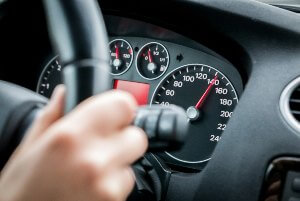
50, 85, 65, 100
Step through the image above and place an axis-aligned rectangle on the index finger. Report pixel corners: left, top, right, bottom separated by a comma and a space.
59, 90, 137, 135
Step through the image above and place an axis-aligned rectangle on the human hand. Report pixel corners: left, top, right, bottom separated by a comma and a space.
0, 85, 148, 201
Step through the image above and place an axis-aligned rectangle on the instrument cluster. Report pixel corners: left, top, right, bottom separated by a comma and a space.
37, 37, 243, 170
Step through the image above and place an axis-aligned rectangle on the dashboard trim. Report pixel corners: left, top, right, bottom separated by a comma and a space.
280, 76, 300, 133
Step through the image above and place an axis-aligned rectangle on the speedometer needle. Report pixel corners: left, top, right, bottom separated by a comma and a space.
195, 75, 218, 109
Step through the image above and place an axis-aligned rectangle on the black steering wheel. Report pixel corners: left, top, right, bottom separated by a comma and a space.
0, 0, 111, 169
1, 1, 300, 201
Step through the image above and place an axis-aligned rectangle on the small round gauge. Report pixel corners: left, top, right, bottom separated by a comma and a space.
37, 56, 62, 98
151, 64, 238, 164
136, 42, 169, 80
109, 39, 133, 75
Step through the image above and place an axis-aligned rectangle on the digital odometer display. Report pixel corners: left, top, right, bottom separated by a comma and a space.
151, 64, 238, 163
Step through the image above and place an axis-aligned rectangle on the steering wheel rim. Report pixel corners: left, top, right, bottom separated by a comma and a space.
43, 0, 111, 112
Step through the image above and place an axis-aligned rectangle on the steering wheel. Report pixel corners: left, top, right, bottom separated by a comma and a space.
1, 0, 300, 201
0, 0, 111, 169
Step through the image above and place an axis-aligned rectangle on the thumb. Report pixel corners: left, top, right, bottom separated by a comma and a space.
22, 85, 66, 146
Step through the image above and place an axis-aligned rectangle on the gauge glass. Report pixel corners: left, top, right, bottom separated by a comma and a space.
37, 56, 62, 98
136, 42, 169, 80
151, 64, 238, 163
109, 39, 133, 75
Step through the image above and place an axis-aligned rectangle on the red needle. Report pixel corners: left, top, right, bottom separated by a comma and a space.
115, 45, 119, 59
195, 75, 218, 109
148, 49, 153, 63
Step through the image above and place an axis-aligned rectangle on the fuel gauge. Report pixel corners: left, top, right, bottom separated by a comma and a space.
109, 39, 133, 75
136, 42, 169, 80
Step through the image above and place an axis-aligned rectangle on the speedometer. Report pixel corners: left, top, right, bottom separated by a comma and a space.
151, 64, 238, 164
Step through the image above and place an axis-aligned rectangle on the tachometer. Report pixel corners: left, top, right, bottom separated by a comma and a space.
151, 64, 238, 164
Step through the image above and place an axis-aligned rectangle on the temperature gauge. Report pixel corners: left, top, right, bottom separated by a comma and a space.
136, 42, 169, 80
109, 39, 133, 75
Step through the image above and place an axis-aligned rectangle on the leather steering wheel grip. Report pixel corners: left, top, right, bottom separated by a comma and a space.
0, 81, 47, 169
43, 0, 110, 65
43, 0, 112, 112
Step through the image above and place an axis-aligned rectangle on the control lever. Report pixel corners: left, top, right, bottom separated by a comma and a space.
130, 105, 189, 201
134, 105, 189, 152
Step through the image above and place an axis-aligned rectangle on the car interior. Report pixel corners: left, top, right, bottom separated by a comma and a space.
0, 0, 300, 200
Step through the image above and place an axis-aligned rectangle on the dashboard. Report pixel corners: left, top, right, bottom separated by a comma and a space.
34, 16, 244, 171
3, 0, 296, 177
0, 2, 246, 170
2, 0, 300, 201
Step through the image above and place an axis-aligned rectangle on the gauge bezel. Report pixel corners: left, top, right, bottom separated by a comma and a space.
150, 63, 239, 164
135, 42, 170, 80
36, 55, 60, 95
109, 38, 134, 76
